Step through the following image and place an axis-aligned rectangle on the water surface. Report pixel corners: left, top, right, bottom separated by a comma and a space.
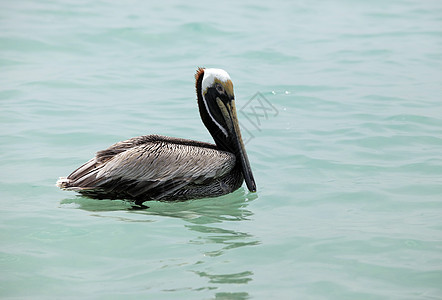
1, 0, 442, 299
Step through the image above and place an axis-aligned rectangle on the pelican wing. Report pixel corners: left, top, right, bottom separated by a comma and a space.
58, 135, 236, 200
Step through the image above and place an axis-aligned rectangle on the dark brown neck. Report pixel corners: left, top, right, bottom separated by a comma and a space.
195, 68, 232, 153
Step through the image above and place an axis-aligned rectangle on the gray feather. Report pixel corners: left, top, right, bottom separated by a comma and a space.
59, 135, 241, 202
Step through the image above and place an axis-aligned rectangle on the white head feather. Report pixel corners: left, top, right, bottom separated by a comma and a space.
202, 68, 231, 94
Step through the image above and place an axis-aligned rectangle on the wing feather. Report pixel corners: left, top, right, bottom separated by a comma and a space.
59, 135, 236, 200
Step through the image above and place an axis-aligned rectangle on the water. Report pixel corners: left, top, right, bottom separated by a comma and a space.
1, 0, 442, 298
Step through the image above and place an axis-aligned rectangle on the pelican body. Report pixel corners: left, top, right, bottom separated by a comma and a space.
57, 68, 256, 206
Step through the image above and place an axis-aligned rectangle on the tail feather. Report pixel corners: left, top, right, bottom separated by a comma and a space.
56, 157, 104, 190
56, 177, 71, 189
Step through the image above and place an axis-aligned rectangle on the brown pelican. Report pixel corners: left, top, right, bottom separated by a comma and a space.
57, 68, 256, 207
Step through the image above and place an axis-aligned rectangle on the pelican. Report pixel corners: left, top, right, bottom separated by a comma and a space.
57, 68, 256, 207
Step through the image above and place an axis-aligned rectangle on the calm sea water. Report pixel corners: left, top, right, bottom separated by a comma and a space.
1, 0, 442, 299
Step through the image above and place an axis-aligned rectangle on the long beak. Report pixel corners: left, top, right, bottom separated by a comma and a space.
217, 98, 257, 192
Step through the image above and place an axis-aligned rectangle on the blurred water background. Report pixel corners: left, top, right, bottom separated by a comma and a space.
1, 0, 442, 299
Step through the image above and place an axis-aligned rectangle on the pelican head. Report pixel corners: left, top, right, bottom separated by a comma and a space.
195, 68, 256, 192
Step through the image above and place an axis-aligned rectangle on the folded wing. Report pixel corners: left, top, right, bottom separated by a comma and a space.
57, 135, 236, 200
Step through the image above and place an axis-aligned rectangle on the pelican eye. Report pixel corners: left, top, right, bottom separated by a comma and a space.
215, 83, 225, 94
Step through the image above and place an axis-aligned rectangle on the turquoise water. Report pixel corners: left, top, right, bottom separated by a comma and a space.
1, 0, 442, 298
